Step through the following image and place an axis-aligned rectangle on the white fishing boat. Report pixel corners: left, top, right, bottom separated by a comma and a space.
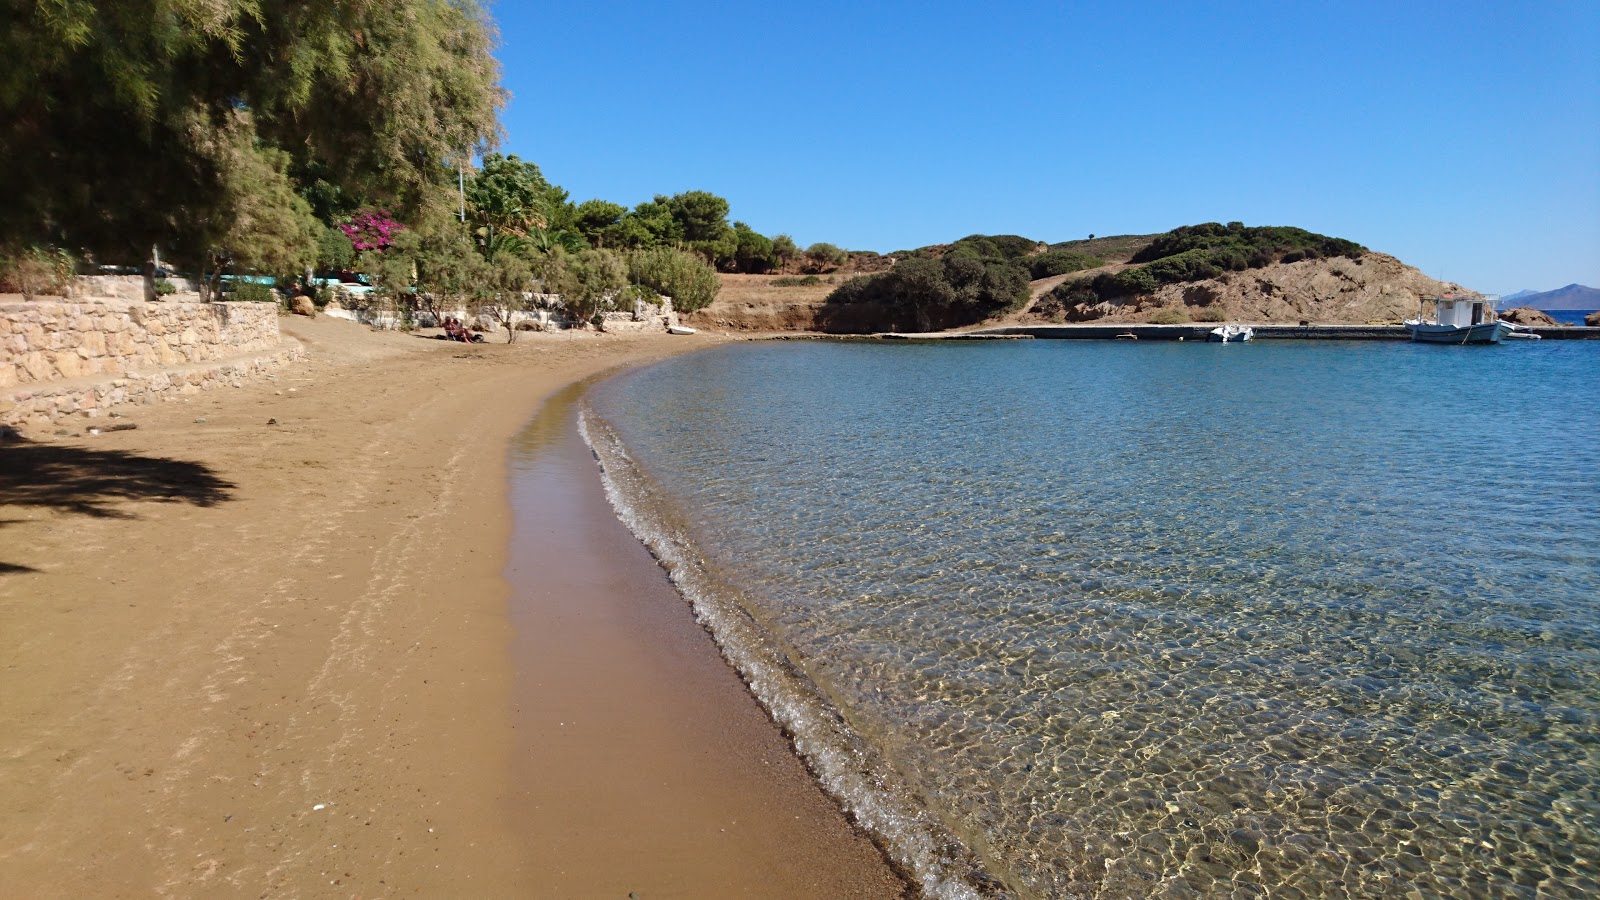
666, 324, 697, 335
1404, 295, 1512, 344
1208, 324, 1254, 342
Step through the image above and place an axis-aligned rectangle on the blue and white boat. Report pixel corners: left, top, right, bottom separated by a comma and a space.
1405, 295, 1513, 344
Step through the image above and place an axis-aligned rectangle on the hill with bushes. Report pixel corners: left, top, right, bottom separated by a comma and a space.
684, 224, 1473, 332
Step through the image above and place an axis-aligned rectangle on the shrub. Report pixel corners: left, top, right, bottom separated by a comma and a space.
1148, 307, 1189, 324
1028, 251, 1103, 279
154, 277, 177, 296
1131, 222, 1364, 269
1144, 249, 1222, 285
628, 247, 720, 312
232, 281, 276, 303
1194, 306, 1228, 322
773, 275, 822, 287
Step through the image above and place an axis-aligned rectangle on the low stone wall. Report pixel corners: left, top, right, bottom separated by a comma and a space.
1, 299, 282, 388
1, 343, 303, 430
74, 274, 204, 300
1, 298, 297, 430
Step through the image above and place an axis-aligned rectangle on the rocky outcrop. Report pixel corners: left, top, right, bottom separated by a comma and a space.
1030, 253, 1472, 325
1587, 310, 1600, 327
1499, 307, 1561, 326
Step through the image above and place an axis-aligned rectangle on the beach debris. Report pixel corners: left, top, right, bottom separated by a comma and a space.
193, 417, 207, 423
266, 418, 278, 425
312, 803, 327, 811
103, 423, 137, 432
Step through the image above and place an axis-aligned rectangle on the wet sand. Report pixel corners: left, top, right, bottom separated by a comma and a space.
0, 316, 908, 898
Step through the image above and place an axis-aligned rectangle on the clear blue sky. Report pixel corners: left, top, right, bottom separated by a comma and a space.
494, 1, 1599, 294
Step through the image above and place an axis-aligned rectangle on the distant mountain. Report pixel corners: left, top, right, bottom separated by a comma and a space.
1502, 289, 1541, 303
1507, 284, 1600, 310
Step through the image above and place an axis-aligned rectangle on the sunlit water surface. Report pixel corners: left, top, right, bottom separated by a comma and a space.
580, 340, 1599, 899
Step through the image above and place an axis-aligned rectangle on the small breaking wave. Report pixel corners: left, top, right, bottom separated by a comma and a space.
578, 404, 1004, 900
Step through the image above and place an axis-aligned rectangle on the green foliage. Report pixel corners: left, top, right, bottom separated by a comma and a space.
1131, 223, 1364, 267
1143, 249, 1223, 284
1148, 307, 1189, 324
627, 247, 720, 313
467, 154, 564, 237
773, 275, 823, 286
154, 278, 177, 296
771, 234, 800, 268
1028, 250, 1103, 279
231, 281, 276, 303
317, 223, 357, 272
951, 234, 1040, 260
0, 0, 504, 272
572, 200, 627, 244
728, 222, 777, 273
825, 245, 1031, 331
1046, 221, 1368, 306
804, 242, 848, 272
565, 248, 626, 324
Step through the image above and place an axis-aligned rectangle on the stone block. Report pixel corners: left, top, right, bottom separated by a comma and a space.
82, 331, 107, 356
22, 352, 50, 381
53, 352, 83, 379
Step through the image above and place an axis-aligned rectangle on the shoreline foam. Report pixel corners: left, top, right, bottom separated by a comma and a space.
579, 400, 1000, 900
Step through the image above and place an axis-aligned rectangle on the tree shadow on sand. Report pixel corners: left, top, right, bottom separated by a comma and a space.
0, 438, 236, 573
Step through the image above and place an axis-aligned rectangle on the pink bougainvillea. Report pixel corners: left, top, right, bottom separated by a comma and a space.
339, 208, 404, 252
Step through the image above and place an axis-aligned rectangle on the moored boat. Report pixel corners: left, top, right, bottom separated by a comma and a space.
666, 325, 697, 335
1405, 295, 1512, 344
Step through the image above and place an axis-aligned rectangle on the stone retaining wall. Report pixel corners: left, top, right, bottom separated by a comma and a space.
1, 343, 303, 430
1, 299, 281, 388
1, 298, 297, 430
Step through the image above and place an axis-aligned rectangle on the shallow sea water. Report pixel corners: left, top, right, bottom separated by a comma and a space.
580, 340, 1600, 899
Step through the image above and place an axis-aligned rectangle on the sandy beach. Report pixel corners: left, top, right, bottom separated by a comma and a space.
0, 316, 907, 898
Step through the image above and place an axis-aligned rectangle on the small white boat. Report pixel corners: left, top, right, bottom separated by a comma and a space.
1404, 295, 1512, 344
1503, 323, 1542, 340
666, 325, 697, 335
1208, 324, 1254, 342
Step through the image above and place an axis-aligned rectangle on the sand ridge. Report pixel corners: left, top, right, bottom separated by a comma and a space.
0, 317, 908, 898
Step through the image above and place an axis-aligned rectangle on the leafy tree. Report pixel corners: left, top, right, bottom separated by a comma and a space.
198, 128, 319, 298
572, 200, 627, 245
467, 153, 564, 246
804, 242, 848, 272
664, 190, 735, 261
409, 207, 489, 323
0, 0, 503, 284
771, 234, 800, 270
729, 222, 777, 273
565, 248, 626, 324
474, 252, 534, 342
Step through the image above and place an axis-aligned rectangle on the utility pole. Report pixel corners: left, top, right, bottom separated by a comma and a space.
458, 160, 466, 223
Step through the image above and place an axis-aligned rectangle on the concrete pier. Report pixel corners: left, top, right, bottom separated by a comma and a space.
922, 324, 1600, 341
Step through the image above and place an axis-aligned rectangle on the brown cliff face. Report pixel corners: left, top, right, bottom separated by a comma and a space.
1022, 254, 1474, 326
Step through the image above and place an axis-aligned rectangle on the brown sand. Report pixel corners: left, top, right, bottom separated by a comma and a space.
0, 316, 908, 898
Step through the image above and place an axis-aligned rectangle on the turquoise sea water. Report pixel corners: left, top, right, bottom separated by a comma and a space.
578, 340, 1599, 899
